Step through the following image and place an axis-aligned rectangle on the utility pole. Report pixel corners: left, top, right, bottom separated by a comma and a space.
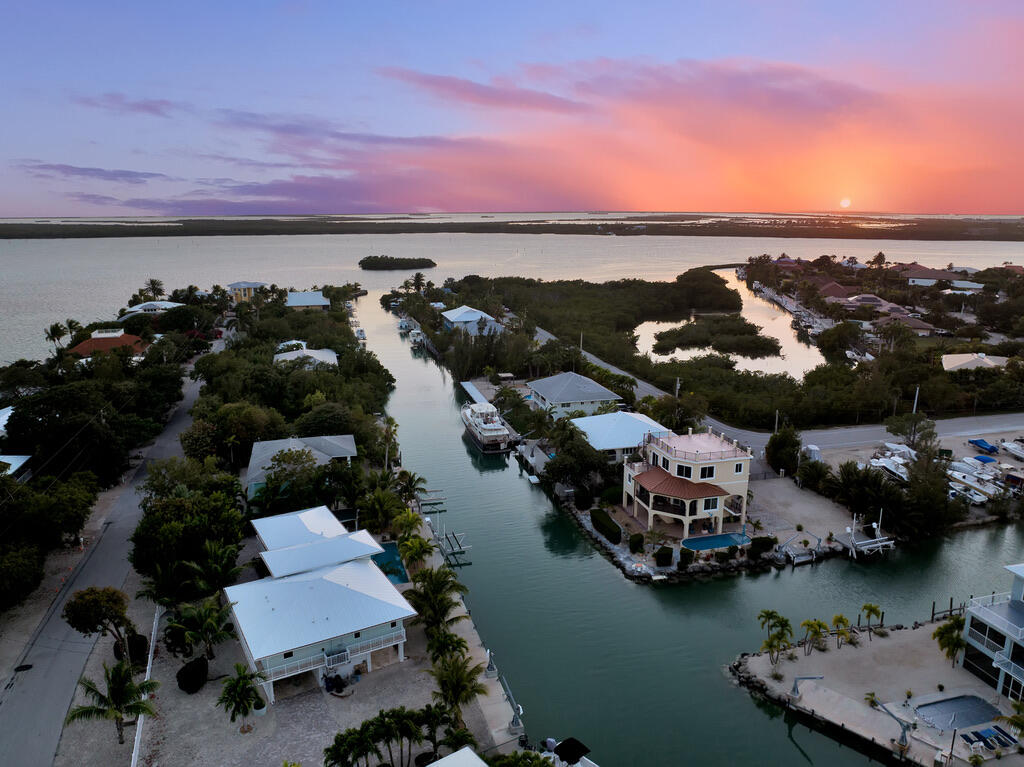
912, 385, 919, 415
774, 409, 779, 434
675, 377, 680, 398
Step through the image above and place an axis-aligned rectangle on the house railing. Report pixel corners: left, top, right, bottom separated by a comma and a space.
645, 433, 750, 462
994, 650, 1024, 683
968, 626, 1006, 654
969, 593, 1024, 641
326, 649, 350, 667
262, 653, 328, 682
347, 629, 407, 658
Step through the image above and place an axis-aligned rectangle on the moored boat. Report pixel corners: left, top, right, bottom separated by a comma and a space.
409, 329, 425, 347
539, 737, 599, 767
461, 402, 512, 453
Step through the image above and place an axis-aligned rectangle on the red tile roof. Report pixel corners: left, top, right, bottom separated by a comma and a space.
634, 467, 727, 499
68, 334, 148, 357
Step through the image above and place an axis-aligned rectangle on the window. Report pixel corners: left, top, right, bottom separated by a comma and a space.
704, 497, 718, 511
700, 466, 715, 480
390, 621, 397, 628
354, 632, 361, 639
283, 651, 294, 659
735, 463, 744, 474
676, 464, 692, 478
661, 456, 669, 470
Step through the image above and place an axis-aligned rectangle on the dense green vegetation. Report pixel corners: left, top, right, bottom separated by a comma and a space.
359, 255, 437, 270
652, 314, 781, 358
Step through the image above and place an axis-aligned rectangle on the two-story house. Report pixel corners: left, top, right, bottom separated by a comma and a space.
225, 506, 415, 704
228, 281, 267, 303
963, 564, 1024, 700
527, 372, 621, 418
622, 428, 751, 541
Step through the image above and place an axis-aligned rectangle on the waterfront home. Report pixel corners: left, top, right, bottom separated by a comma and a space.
118, 300, 185, 321
895, 264, 985, 291
941, 352, 1009, 372
527, 372, 621, 418
440, 305, 503, 336
0, 454, 32, 482
286, 290, 331, 311
570, 411, 668, 463
245, 435, 357, 499
963, 563, 1024, 701
622, 428, 751, 539
67, 328, 148, 358
226, 507, 413, 704
873, 315, 936, 337
227, 280, 267, 303
272, 347, 338, 367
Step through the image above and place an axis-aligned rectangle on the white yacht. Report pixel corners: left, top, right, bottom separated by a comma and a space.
949, 481, 987, 506
947, 469, 1000, 498
355, 328, 366, 341
409, 329, 425, 347
461, 402, 512, 453
397, 318, 412, 332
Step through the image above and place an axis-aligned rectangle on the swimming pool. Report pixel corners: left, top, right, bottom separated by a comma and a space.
916, 695, 1001, 729
682, 533, 751, 551
371, 542, 410, 584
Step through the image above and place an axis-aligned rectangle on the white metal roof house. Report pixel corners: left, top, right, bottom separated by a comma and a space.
570, 412, 669, 463
119, 300, 185, 321
527, 372, 622, 418
225, 508, 413, 703
0, 454, 32, 483
286, 290, 331, 311
272, 347, 339, 368
441, 305, 503, 336
942, 353, 1010, 372
430, 748, 489, 767
0, 405, 12, 438
246, 436, 357, 499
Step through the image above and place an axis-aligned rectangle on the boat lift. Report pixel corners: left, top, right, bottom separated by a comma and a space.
844, 512, 895, 560
428, 518, 472, 568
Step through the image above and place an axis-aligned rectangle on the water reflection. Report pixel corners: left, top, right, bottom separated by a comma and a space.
634, 269, 825, 378
538, 509, 594, 558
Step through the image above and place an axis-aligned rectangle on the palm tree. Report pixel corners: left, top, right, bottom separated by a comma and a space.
182, 540, 242, 598
806, 619, 829, 656
143, 278, 165, 300
761, 633, 784, 666
832, 614, 851, 649
800, 618, 816, 655
392, 706, 424, 767
324, 722, 382, 767
169, 598, 236, 659
932, 614, 967, 667
45, 322, 68, 350
395, 470, 428, 504
412, 272, 426, 292
217, 663, 265, 733
417, 704, 454, 761
996, 700, 1024, 737
758, 609, 782, 640
405, 567, 469, 637
428, 652, 487, 728
862, 603, 882, 641
399, 535, 434, 574
369, 708, 401, 767
439, 726, 477, 755
66, 318, 83, 340
392, 509, 422, 541
357, 487, 405, 534
427, 629, 469, 665
65, 661, 159, 744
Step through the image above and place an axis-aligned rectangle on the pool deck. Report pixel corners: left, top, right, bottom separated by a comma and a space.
735, 620, 1024, 764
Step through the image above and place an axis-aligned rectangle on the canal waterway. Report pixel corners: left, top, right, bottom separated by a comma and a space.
359, 292, 1024, 766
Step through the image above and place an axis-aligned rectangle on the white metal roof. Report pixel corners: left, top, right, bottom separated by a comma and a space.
528, 372, 621, 405
571, 412, 668, 451
273, 348, 339, 366
228, 281, 267, 289
1005, 564, 1024, 579
430, 748, 488, 767
0, 455, 31, 476
224, 558, 415, 660
250, 505, 347, 549
259, 530, 383, 578
246, 436, 357, 497
0, 405, 12, 437
441, 305, 494, 323
275, 339, 307, 352
286, 290, 331, 307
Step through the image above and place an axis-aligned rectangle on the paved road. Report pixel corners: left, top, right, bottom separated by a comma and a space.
0, 371, 202, 766
536, 327, 1024, 452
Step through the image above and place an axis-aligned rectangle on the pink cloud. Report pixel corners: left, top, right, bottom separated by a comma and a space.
378, 67, 589, 114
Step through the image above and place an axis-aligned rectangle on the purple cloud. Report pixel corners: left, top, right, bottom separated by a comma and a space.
72, 92, 188, 117
378, 67, 589, 113
16, 161, 172, 184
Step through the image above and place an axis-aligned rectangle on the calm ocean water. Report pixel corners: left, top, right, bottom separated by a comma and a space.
2, 231, 1023, 362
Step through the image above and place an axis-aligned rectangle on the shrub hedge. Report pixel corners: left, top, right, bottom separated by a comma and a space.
590, 508, 622, 544
677, 548, 695, 568
628, 533, 644, 554
654, 546, 673, 567
714, 549, 733, 564
748, 535, 778, 558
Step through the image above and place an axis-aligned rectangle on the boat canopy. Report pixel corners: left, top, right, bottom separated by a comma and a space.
468, 402, 498, 415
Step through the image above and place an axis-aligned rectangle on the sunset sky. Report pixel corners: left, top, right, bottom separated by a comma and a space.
3, 0, 1023, 216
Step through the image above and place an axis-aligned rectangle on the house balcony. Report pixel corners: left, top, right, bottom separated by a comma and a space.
994, 650, 1024, 684
346, 629, 406, 658
262, 653, 329, 682
260, 629, 406, 682
968, 626, 1005, 654
644, 433, 750, 462
969, 593, 1024, 641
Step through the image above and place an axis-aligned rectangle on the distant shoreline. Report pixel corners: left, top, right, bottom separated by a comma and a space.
1, 216, 1023, 240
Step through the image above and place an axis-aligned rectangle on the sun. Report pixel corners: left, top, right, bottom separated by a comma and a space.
839, 198, 852, 209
